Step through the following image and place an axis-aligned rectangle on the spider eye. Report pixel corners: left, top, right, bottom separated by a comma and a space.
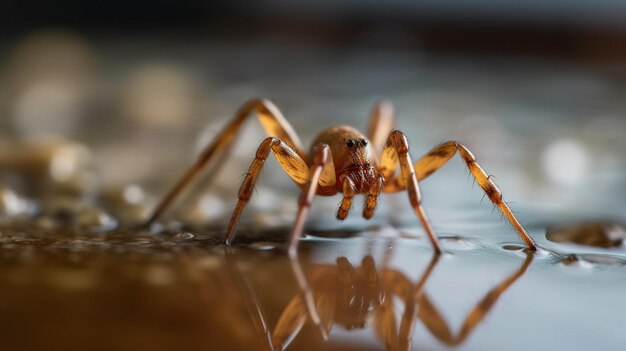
361, 139, 368, 146
346, 139, 355, 147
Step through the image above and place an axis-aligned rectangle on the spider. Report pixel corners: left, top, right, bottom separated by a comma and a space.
145, 99, 537, 256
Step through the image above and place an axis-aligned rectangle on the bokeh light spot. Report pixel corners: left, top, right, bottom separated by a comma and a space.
542, 139, 588, 186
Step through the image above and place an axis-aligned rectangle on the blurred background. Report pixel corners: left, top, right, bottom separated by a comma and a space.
0, 0, 625, 228
2, 3, 626, 351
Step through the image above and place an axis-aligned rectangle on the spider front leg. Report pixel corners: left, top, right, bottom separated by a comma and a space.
336, 170, 383, 220
287, 144, 331, 257
145, 99, 306, 226
224, 137, 313, 245
379, 130, 443, 254
336, 176, 356, 220
364, 174, 384, 219
385, 141, 536, 250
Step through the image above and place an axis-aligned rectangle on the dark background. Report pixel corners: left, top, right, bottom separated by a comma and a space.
2, 1, 626, 62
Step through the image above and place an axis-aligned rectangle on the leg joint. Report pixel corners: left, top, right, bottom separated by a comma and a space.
311, 144, 330, 166
388, 130, 410, 154
256, 137, 281, 158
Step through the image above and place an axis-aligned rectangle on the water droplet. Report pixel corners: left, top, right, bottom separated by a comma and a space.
174, 232, 194, 240
76, 207, 118, 233
248, 241, 281, 251
558, 254, 594, 269
0, 185, 32, 220
502, 244, 525, 251
559, 254, 626, 269
440, 236, 476, 250
580, 254, 626, 266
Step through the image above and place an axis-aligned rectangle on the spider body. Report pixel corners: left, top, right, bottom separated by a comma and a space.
310, 125, 378, 196
145, 99, 537, 256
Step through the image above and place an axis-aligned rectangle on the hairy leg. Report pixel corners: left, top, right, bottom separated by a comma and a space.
385, 141, 536, 250
336, 175, 356, 220
287, 144, 331, 257
380, 130, 443, 254
363, 174, 384, 219
145, 99, 306, 225
224, 138, 330, 245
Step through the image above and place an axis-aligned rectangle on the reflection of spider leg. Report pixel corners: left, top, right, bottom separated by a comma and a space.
273, 256, 332, 350
287, 144, 332, 257
373, 261, 422, 351
224, 138, 320, 245
375, 291, 399, 351
146, 99, 306, 225
179, 250, 274, 351
418, 252, 533, 346
223, 249, 275, 351
271, 284, 308, 351
379, 130, 442, 254
398, 254, 441, 351
367, 100, 395, 162
375, 261, 422, 351
385, 141, 536, 250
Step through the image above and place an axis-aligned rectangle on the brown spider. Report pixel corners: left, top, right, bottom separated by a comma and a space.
145, 99, 537, 256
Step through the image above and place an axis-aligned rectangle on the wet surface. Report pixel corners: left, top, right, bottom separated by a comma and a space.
1, 222, 626, 351
0, 31, 625, 351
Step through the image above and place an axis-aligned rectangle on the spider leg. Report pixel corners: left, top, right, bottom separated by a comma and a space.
145, 99, 306, 226
225, 138, 331, 245
274, 258, 336, 349
336, 175, 356, 220
418, 252, 533, 346
287, 144, 331, 257
384, 141, 536, 250
366, 100, 395, 162
363, 174, 384, 219
379, 130, 442, 254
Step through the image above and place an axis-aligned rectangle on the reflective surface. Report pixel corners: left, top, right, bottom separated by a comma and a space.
1, 222, 626, 351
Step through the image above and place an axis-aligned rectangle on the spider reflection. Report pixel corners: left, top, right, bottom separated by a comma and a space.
188, 250, 532, 351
